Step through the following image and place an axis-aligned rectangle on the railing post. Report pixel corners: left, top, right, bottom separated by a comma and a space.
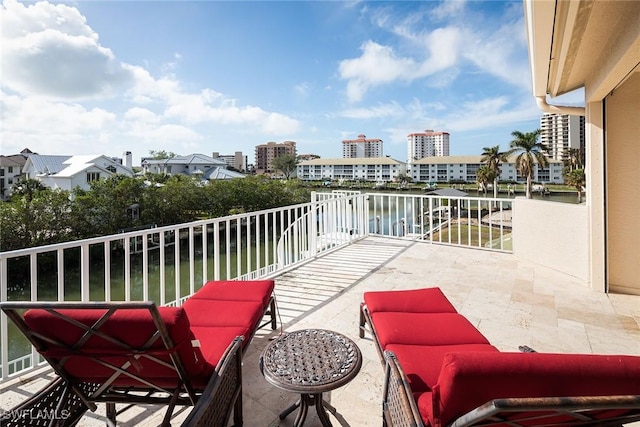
1, 257, 7, 380
310, 195, 318, 258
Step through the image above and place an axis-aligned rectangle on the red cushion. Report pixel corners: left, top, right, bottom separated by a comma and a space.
364, 288, 457, 314
385, 344, 499, 393
182, 299, 264, 331
194, 280, 274, 309
189, 326, 248, 368
432, 352, 640, 427
23, 306, 209, 387
371, 312, 490, 350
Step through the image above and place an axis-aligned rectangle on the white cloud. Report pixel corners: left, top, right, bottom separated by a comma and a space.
338, 4, 529, 102
1, 0, 135, 99
0, 0, 302, 158
0, 90, 117, 153
462, 19, 530, 89
339, 41, 418, 102
443, 96, 539, 132
340, 102, 404, 119
431, 0, 467, 21
294, 82, 310, 98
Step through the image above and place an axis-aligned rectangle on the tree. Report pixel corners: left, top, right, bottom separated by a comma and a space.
507, 129, 548, 199
149, 150, 177, 159
480, 145, 508, 199
476, 166, 495, 195
141, 174, 201, 226
71, 175, 146, 237
12, 178, 46, 203
272, 154, 298, 179
1, 186, 72, 250
566, 148, 584, 171
564, 168, 586, 203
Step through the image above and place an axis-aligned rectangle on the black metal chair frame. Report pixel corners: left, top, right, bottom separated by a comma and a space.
1, 295, 277, 427
359, 302, 640, 427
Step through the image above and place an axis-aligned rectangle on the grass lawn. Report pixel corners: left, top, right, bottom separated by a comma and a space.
431, 224, 511, 250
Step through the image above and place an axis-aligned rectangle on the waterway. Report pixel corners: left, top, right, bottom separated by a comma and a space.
3, 191, 582, 368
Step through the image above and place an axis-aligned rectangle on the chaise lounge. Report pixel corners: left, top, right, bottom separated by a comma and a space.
359, 287, 640, 427
1, 279, 277, 427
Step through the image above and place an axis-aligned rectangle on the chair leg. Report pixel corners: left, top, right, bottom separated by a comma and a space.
269, 298, 277, 330
161, 388, 181, 427
106, 402, 117, 425
359, 303, 366, 338
233, 389, 243, 426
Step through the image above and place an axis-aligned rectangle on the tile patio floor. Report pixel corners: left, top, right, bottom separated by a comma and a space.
2, 236, 639, 426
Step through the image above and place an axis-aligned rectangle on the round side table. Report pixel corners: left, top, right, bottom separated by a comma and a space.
260, 329, 362, 427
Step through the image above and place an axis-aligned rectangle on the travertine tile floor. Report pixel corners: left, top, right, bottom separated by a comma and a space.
2, 237, 639, 426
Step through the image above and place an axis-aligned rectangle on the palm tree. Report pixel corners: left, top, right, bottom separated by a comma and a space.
480, 145, 508, 199
507, 130, 548, 199
476, 166, 495, 195
564, 168, 586, 203
566, 148, 584, 171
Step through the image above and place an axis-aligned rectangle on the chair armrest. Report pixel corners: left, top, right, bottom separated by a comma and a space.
361, 303, 386, 364
383, 350, 424, 427
181, 336, 244, 427
449, 395, 640, 427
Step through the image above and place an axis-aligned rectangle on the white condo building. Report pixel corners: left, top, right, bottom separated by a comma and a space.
297, 157, 406, 182
342, 134, 383, 158
407, 130, 450, 163
410, 155, 564, 184
539, 113, 585, 161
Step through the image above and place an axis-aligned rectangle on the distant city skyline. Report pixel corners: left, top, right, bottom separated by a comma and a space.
1, 0, 584, 164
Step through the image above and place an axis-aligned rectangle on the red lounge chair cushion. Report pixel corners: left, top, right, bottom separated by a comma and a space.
385, 344, 499, 393
371, 312, 490, 350
23, 306, 209, 387
189, 326, 248, 368
182, 299, 263, 335
194, 280, 275, 309
364, 288, 457, 314
431, 351, 640, 427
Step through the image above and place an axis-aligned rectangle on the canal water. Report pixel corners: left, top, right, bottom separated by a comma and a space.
3, 192, 582, 368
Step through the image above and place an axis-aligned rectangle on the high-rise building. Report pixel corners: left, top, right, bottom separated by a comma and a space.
407, 130, 450, 163
342, 134, 383, 158
212, 151, 248, 172
255, 141, 297, 174
539, 113, 585, 162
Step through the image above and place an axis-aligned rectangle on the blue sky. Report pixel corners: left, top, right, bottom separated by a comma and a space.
1, 0, 577, 165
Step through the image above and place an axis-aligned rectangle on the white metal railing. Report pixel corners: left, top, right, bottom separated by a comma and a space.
275, 192, 368, 268
367, 193, 512, 251
0, 191, 512, 380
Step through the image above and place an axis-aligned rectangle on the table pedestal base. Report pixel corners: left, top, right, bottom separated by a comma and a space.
279, 393, 335, 427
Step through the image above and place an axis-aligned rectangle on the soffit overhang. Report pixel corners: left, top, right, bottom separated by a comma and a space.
525, 0, 640, 100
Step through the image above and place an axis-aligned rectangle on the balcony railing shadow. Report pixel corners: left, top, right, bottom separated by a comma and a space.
1, 192, 638, 426
2, 237, 639, 426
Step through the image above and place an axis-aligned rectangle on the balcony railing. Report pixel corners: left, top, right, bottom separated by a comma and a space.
0, 191, 512, 380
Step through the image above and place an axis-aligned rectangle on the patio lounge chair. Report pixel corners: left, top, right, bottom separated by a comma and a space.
1, 279, 277, 427
359, 287, 640, 427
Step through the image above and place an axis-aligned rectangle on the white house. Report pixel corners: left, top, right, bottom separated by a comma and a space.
22, 154, 135, 192
297, 157, 407, 182
410, 155, 564, 184
0, 149, 31, 200
141, 154, 244, 180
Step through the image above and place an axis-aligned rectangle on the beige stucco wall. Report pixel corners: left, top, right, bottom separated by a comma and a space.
605, 72, 640, 295
512, 198, 589, 283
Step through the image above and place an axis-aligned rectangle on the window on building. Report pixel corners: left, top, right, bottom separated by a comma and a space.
8, 167, 13, 173
106, 165, 116, 173
87, 172, 100, 183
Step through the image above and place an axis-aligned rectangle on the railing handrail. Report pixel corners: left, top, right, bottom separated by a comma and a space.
1, 191, 513, 380
0, 202, 314, 259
